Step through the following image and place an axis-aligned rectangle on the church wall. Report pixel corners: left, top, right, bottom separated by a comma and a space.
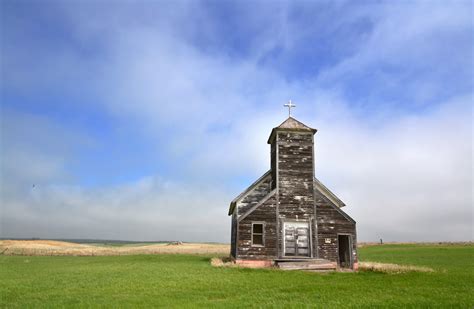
315, 190, 358, 265
237, 196, 278, 259
276, 131, 315, 218
230, 212, 237, 258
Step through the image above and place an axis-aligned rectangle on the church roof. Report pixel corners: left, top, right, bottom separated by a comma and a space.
314, 177, 346, 208
277, 117, 315, 131
228, 170, 271, 215
267, 117, 317, 144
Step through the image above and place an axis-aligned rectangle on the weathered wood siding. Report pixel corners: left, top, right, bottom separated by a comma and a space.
237, 195, 277, 259
230, 212, 237, 258
315, 189, 357, 264
275, 131, 316, 257
271, 142, 277, 190
237, 175, 272, 216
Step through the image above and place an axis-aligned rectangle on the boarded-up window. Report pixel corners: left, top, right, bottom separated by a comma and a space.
252, 223, 264, 246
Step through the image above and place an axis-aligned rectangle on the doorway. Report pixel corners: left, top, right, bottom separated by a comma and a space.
338, 234, 352, 268
283, 221, 310, 257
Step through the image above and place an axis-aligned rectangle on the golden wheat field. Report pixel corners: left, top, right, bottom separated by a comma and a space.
0, 240, 230, 256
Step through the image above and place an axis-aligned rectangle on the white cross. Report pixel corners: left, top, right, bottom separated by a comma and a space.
284, 100, 296, 117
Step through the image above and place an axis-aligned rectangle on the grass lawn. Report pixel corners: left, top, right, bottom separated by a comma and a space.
1, 244, 473, 308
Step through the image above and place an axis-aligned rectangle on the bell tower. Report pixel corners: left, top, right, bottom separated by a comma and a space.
268, 116, 317, 205
268, 114, 317, 257
228, 102, 356, 267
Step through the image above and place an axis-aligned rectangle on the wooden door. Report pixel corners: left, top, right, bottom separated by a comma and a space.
284, 222, 310, 257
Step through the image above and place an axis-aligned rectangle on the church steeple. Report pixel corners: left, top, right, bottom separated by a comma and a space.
268, 116, 317, 192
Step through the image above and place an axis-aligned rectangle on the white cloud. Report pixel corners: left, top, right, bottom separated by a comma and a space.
1, 1, 472, 242
315, 96, 472, 241
2, 97, 471, 242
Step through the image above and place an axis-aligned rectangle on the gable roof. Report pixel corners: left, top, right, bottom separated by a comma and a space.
314, 177, 346, 208
228, 170, 271, 215
277, 117, 316, 131
314, 177, 354, 223
238, 189, 277, 222
267, 117, 317, 144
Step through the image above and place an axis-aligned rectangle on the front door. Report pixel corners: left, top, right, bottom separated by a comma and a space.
284, 221, 310, 257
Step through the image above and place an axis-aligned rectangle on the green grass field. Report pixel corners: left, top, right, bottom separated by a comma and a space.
1, 244, 472, 308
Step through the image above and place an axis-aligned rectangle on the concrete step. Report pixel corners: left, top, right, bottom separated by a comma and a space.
275, 259, 336, 271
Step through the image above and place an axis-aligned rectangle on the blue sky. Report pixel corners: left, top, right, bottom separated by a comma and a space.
1, 0, 472, 242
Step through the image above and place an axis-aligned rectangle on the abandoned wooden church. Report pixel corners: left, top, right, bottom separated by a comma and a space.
228, 111, 357, 271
